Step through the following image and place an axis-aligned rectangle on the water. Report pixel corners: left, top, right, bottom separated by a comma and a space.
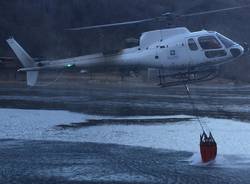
1, 108, 250, 183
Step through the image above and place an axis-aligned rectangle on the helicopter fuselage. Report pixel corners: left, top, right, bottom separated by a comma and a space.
22, 27, 243, 71
7, 27, 244, 86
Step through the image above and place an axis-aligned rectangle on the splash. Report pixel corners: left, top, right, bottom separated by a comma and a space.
188, 152, 250, 168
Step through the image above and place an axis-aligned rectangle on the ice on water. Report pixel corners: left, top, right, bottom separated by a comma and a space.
1, 108, 250, 160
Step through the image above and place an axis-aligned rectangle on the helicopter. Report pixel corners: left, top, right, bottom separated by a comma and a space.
6, 5, 250, 87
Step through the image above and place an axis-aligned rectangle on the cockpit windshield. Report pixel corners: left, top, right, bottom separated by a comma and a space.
198, 36, 222, 50
216, 33, 236, 48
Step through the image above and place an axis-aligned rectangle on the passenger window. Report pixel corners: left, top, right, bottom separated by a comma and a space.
188, 38, 198, 51
198, 36, 222, 50
205, 50, 227, 58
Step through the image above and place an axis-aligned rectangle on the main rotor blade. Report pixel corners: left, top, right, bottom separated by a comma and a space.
66, 18, 155, 31
66, 4, 250, 31
180, 4, 250, 18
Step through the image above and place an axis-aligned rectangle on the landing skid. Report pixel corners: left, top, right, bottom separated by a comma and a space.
158, 69, 219, 88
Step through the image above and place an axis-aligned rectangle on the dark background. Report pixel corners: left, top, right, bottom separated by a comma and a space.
0, 0, 250, 81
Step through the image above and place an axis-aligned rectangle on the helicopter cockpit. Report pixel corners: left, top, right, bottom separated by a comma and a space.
216, 33, 244, 58
188, 32, 244, 60
197, 35, 228, 59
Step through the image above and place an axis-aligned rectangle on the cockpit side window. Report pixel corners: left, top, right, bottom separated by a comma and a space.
216, 33, 235, 48
188, 38, 198, 51
198, 36, 222, 50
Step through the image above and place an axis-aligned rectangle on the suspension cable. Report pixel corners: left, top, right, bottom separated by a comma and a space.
185, 84, 208, 133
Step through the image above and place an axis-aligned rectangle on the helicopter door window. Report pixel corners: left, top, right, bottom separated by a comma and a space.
205, 50, 227, 58
188, 38, 198, 51
198, 36, 222, 50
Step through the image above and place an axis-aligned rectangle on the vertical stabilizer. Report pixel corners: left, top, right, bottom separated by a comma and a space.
6, 38, 34, 67
6, 38, 39, 86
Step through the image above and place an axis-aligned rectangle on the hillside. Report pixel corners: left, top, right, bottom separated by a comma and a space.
0, 0, 250, 81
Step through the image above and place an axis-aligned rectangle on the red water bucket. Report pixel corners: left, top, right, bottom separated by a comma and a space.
200, 143, 217, 162
200, 132, 217, 163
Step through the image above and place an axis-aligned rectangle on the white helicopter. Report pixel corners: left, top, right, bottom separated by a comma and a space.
6, 5, 249, 87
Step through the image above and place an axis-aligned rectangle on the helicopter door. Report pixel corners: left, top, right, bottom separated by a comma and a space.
186, 38, 204, 66
160, 42, 189, 68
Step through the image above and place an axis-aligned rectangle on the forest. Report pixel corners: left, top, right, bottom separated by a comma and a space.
0, 0, 250, 81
